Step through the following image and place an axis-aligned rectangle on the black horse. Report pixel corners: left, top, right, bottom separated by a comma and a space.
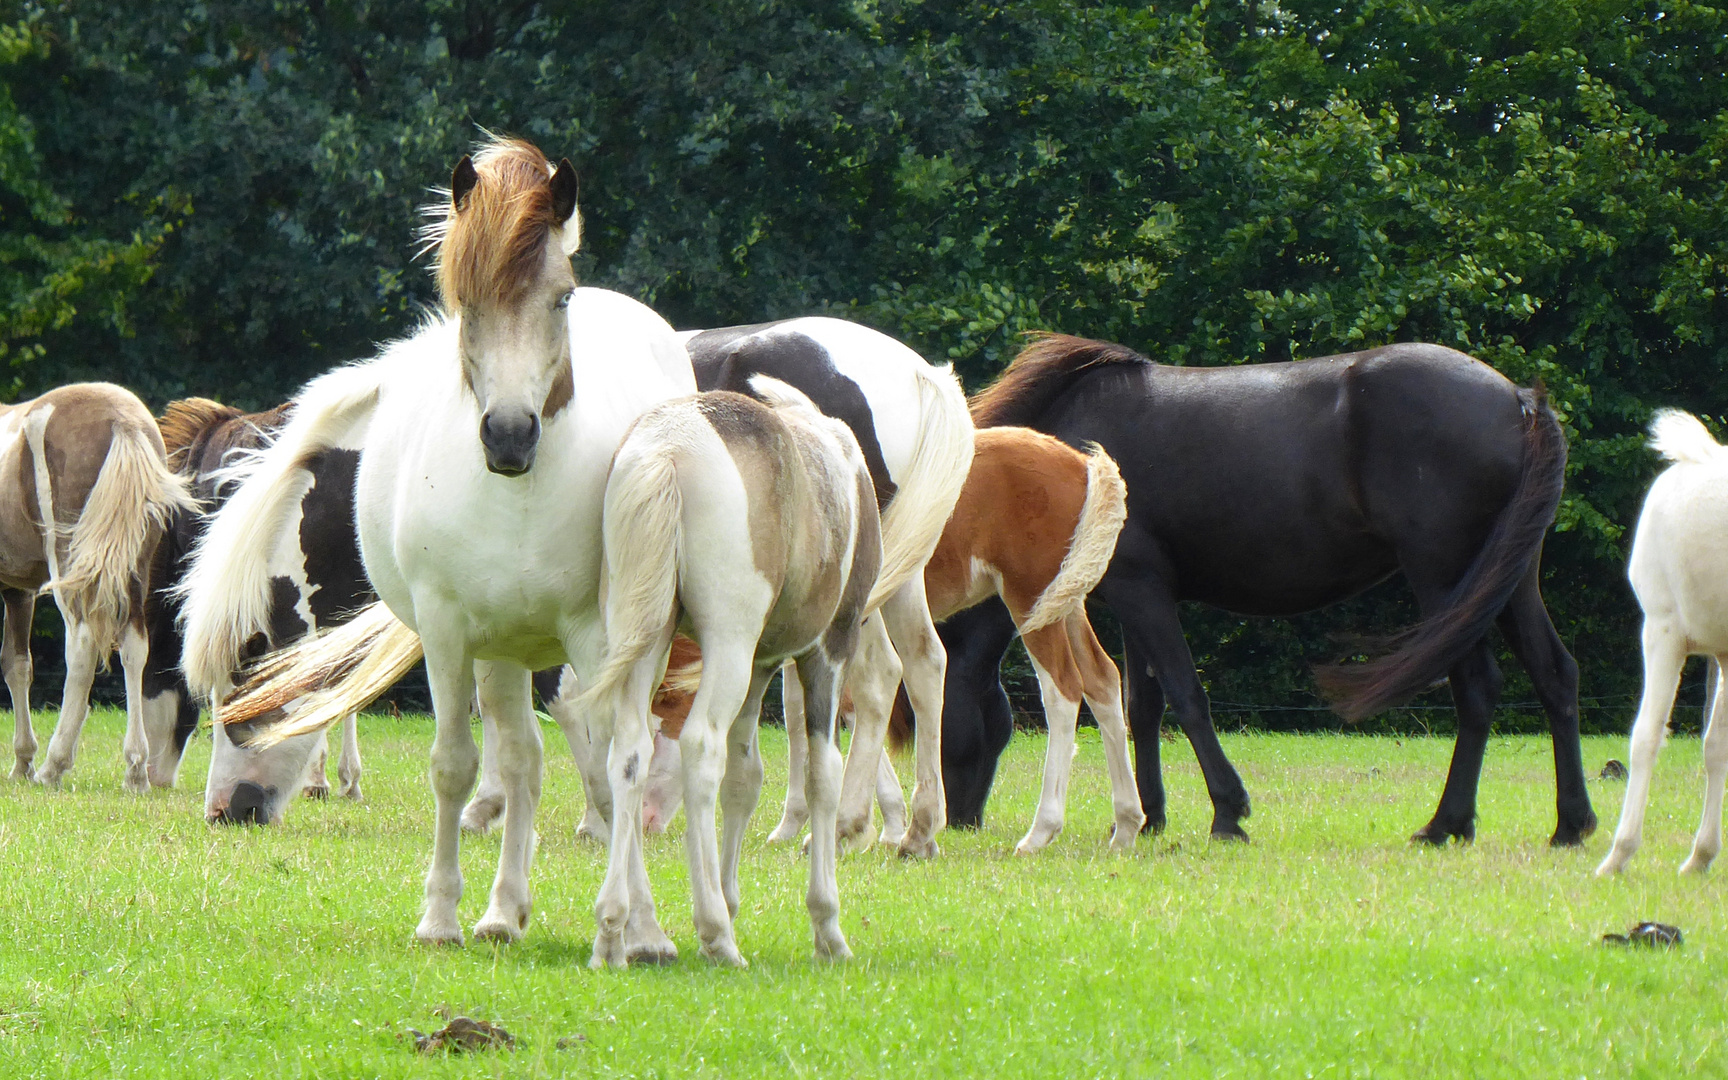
946, 335, 1595, 847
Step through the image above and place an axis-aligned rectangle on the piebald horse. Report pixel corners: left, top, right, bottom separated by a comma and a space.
947, 334, 1592, 846
1598, 411, 1728, 876
0, 383, 193, 792
150, 398, 368, 818
680, 427, 1141, 854
576, 379, 881, 966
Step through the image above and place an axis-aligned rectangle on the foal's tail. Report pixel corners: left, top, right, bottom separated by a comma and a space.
37, 418, 196, 649
578, 444, 683, 714
868, 364, 974, 613
1649, 409, 1725, 466
1314, 387, 1567, 721
1021, 442, 1127, 635
178, 361, 382, 696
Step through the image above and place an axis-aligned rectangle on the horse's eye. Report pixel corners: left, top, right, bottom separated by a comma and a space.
555, 290, 573, 311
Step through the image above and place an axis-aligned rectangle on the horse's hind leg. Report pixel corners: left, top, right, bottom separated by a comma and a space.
1100, 574, 1250, 840
462, 706, 504, 833
881, 576, 948, 858
4, 589, 36, 780
876, 750, 908, 846
767, 661, 810, 843
719, 668, 773, 921
1598, 619, 1686, 874
1682, 656, 1728, 874
34, 616, 102, 789
834, 616, 901, 853
116, 614, 151, 794
1411, 638, 1502, 844
335, 711, 363, 801
1071, 612, 1144, 848
302, 732, 331, 799
1496, 565, 1594, 846
680, 638, 755, 967
1123, 638, 1168, 833
796, 650, 852, 961
1014, 621, 1085, 855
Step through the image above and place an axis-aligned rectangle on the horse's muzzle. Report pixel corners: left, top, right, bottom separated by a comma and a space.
481, 408, 541, 476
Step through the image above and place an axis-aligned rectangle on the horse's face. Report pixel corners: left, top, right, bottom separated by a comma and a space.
459, 246, 575, 476
205, 715, 324, 825
440, 148, 582, 477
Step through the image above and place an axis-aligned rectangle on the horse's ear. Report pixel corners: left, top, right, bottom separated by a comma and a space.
550, 158, 578, 223
451, 156, 478, 210
550, 158, 580, 255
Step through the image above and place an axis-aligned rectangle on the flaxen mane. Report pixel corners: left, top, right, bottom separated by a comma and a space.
420, 136, 567, 309
157, 399, 293, 489
969, 333, 1147, 429
158, 398, 242, 468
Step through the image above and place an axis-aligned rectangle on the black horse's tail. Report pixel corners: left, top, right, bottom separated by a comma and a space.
1314, 386, 1567, 721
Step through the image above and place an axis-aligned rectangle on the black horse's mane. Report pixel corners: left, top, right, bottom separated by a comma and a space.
969, 333, 1148, 428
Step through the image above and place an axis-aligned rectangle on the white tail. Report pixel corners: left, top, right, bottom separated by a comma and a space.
1021, 442, 1128, 634
578, 445, 683, 711
1650, 409, 1724, 466
178, 360, 384, 696
866, 364, 974, 612
220, 602, 423, 745
34, 419, 194, 649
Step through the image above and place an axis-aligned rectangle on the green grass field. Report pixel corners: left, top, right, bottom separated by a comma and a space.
0, 708, 1719, 1078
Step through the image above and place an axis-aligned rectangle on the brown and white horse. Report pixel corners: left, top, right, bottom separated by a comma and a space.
645, 427, 1139, 854
0, 383, 193, 791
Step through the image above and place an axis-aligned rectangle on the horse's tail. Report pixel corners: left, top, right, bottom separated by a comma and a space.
1650, 409, 1725, 466
1021, 442, 1127, 635
34, 414, 195, 650
867, 364, 974, 613
219, 602, 423, 744
1314, 387, 1567, 721
178, 362, 382, 696
578, 444, 683, 714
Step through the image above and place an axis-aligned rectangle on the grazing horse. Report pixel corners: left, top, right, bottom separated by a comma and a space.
1598, 411, 1728, 876
149, 398, 369, 820
183, 137, 701, 953
577, 379, 882, 966
949, 334, 1594, 847
0, 383, 193, 792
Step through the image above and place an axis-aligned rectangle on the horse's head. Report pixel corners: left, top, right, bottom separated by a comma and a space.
426, 137, 581, 476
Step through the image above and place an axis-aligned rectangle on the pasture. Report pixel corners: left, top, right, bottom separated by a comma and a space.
0, 708, 1719, 1078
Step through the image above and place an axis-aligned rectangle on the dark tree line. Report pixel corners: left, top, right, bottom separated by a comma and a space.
0, 1, 1723, 728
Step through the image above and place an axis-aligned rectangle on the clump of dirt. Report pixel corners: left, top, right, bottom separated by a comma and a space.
1602, 922, 1682, 948
404, 1007, 516, 1053
1599, 759, 1628, 780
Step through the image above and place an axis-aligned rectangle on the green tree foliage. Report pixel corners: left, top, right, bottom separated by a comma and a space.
1, 0, 1722, 724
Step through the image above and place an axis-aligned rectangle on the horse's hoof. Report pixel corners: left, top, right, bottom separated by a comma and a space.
472, 913, 527, 944
415, 925, 465, 947
626, 940, 680, 966
1550, 815, 1599, 848
302, 783, 329, 801
1209, 822, 1249, 843
813, 935, 853, 962
1410, 820, 1472, 846
766, 817, 806, 845
338, 781, 364, 803
896, 836, 940, 860
699, 941, 747, 968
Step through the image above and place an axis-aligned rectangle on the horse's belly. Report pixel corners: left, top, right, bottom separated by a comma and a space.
1171, 533, 1398, 616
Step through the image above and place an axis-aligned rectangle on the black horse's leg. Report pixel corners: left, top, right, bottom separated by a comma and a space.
1101, 577, 1250, 840
936, 599, 1019, 829
1496, 564, 1595, 846
1412, 637, 1503, 844
1122, 638, 1169, 834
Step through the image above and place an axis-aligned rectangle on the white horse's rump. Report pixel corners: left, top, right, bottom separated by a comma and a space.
580, 379, 880, 966
1599, 410, 1728, 875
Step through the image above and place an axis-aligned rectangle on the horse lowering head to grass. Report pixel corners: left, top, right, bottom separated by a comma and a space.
0, 383, 194, 793
181, 135, 697, 958
945, 334, 1593, 848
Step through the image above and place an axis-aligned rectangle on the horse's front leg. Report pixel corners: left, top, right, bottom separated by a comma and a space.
472, 660, 541, 943
417, 625, 478, 945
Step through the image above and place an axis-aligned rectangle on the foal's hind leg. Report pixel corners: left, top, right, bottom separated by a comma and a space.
797, 650, 852, 961
1015, 621, 1086, 855
1598, 620, 1686, 875
34, 616, 102, 789
335, 711, 363, 801
1682, 657, 1728, 874
4, 589, 36, 780
719, 669, 773, 921
1071, 613, 1144, 848
881, 577, 948, 858
679, 639, 756, 967
1496, 565, 1595, 846
834, 617, 902, 853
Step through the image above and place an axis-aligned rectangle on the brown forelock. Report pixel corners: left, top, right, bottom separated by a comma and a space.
189, 403, 292, 479
434, 138, 562, 310
968, 333, 1148, 429
157, 398, 244, 469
